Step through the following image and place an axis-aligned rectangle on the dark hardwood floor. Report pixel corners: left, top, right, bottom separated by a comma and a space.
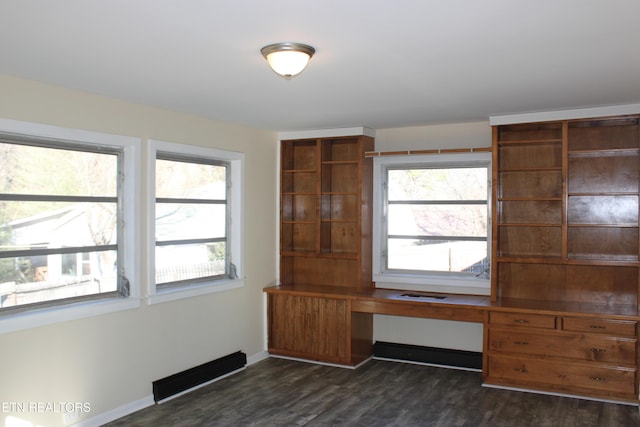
105, 357, 640, 426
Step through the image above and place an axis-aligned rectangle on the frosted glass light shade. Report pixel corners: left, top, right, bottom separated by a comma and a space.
261, 43, 315, 79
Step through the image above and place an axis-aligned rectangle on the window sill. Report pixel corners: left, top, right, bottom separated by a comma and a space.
0, 297, 141, 334
148, 278, 244, 305
373, 273, 490, 296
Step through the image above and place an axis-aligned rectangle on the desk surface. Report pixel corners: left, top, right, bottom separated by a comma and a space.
265, 285, 490, 323
264, 284, 640, 320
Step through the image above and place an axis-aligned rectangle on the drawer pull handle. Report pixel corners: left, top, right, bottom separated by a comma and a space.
589, 376, 606, 382
590, 325, 606, 330
514, 319, 529, 324
514, 368, 528, 373
591, 348, 606, 353
514, 341, 529, 345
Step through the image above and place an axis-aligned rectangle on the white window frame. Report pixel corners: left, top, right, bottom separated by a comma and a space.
0, 118, 141, 334
147, 139, 244, 305
372, 151, 491, 295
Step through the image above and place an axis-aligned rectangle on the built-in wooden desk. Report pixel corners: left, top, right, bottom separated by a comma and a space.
265, 284, 640, 405
265, 284, 490, 322
264, 284, 490, 366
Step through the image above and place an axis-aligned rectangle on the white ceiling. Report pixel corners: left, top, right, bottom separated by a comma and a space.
1, 0, 639, 132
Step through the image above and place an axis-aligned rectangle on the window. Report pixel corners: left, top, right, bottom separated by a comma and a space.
0, 119, 140, 329
373, 152, 491, 293
148, 140, 243, 302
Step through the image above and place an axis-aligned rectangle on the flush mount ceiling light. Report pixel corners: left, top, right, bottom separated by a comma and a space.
261, 42, 316, 79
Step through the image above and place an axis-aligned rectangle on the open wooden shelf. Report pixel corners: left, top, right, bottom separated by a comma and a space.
493, 115, 640, 303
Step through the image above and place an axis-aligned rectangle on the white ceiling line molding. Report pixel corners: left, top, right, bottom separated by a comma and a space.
277, 127, 375, 141
489, 104, 640, 126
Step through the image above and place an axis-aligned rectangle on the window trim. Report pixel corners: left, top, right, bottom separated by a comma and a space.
147, 139, 244, 305
372, 151, 491, 295
0, 118, 141, 334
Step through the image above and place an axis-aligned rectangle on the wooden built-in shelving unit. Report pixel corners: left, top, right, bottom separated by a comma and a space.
265, 115, 640, 405
279, 136, 373, 289
486, 115, 640, 404
269, 134, 375, 365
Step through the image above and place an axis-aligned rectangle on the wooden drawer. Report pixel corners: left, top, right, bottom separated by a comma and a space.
488, 355, 636, 396
489, 329, 637, 364
562, 317, 637, 337
490, 311, 556, 329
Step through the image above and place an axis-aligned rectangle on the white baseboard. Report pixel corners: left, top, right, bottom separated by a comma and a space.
481, 383, 639, 407
69, 395, 154, 427
269, 354, 371, 369
247, 350, 270, 366
373, 356, 482, 373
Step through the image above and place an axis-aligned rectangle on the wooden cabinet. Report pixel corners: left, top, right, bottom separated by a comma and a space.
267, 291, 372, 366
269, 133, 375, 366
486, 310, 638, 402
487, 115, 640, 403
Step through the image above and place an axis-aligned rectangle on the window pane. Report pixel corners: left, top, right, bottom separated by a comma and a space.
0, 139, 121, 312
0, 249, 117, 309
0, 142, 117, 196
1, 202, 117, 251
156, 242, 225, 284
156, 203, 225, 241
388, 167, 487, 201
388, 204, 487, 237
156, 159, 226, 199
385, 163, 489, 277
387, 238, 488, 274
155, 155, 229, 287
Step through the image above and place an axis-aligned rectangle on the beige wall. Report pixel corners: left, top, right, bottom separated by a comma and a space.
0, 74, 494, 425
375, 121, 490, 151
372, 121, 491, 352
0, 75, 277, 427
